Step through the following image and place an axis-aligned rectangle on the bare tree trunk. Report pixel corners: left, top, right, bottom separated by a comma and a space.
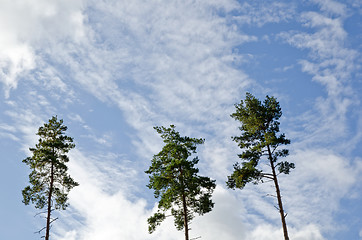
267, 145, 289, 240
179, 165, 189, 240
45, 163, 54, 240
182, 192, 189, 240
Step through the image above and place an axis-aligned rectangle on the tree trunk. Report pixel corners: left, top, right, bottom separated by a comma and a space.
182, 192, 189, 240
267, 145, 289, 240
45, 163, 54, 240
179, 165, 189, 240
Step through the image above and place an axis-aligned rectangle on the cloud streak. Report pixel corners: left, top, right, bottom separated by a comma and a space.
0, 1, 361, 240
278, 5, 360, 150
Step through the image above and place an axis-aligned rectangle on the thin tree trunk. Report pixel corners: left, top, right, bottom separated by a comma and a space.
267, 145, 289, 240
182, 192, 189, 240
179, 165, 189, 240
45, 163, 54, 240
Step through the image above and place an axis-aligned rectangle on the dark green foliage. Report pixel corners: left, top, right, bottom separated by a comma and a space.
22, 116, 78, 239
145, 125, 216, 239
227, 92, 294, 189
277, 161, 295, 175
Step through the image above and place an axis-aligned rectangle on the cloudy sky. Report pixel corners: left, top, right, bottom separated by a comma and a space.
1, 0, 361, 239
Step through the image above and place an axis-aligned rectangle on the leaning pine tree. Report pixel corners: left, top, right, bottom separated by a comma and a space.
227, 93, 294, 240
22, 116, 78, 240
146, 125, 216, 240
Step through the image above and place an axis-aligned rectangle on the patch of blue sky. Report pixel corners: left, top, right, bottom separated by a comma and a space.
1, 1, 361, 239
331, 194, 362, 240
0, 140, 32, 237
226, 14, 328, 115
232, 39, 325, 115
85, 7, 130, 50
0, 112, 46, 240
344, 11, 362, 44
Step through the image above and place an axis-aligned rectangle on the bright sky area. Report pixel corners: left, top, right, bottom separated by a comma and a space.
0, 0, 361, 239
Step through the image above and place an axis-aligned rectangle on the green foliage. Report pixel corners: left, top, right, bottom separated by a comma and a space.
227, 92, 294, 189
147, 212, 166, 233
145, 125, 216, 234
22, 116, 78, 211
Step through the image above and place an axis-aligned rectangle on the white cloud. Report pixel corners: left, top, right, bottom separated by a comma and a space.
51, 145, 362, 240
2, 1, 361, 240
55, 151, 250, 240
290, 224, 325, 240
221, 147, 362, 239
249, 224, 325, 240
277, 6, 360, 145
311, 0, 347, 16
0, 0, 86, 98
190, 186, 248, 240
233, 1, 296, 27
282, 148, 361, 234
4, 108, 44, 153
0, 41, 35, 98
67, 114, 84, 124
279, 10, 357, 91
51, 150, 149, 240
52, 2, 360, 239
32, 0, 254, 159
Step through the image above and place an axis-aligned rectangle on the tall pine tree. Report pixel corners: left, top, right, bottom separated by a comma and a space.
22, 116, 78, 240
227, 93, 294, 240
146, 125, 216, 240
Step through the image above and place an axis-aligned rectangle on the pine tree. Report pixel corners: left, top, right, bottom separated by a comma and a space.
146, 125, 216, 240
227, 93, 294, 240
22, 116, 78, 240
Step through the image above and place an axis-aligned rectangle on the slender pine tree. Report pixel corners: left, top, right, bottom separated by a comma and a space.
22, 116, 78, 240
227, 93, 294, 240
146, 125, 216, 240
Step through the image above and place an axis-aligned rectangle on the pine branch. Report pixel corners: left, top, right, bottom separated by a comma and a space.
261, 173, 274, 180
266, 194, 277, 198
34, 217, 58, 235
35, 226, 46, 235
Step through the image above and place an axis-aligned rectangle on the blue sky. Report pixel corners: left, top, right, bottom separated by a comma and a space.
0, 0, 361, 239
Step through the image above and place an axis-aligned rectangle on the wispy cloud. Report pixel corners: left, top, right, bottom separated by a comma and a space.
1, 1, 361, 240
311, 0, 347, 16
0, 0, 85, 98
278, 6, 360, 147
250, 224, 325, 240
233, 1, 296, 27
